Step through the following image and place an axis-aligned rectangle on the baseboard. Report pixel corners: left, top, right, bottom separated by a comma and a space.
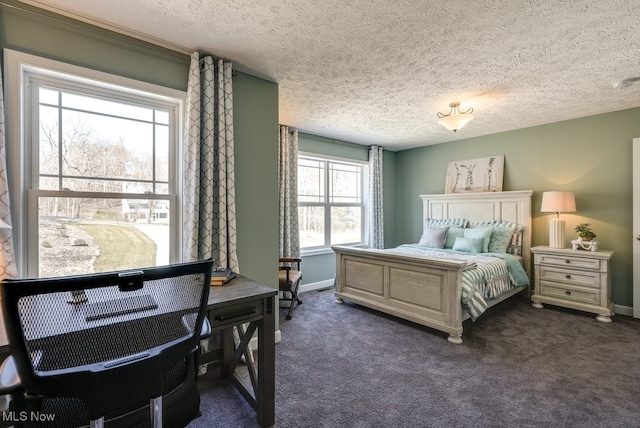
614, 304, 633, 317
299, 279, 335, 294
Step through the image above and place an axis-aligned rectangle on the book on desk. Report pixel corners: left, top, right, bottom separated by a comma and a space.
211, 267, 237, 286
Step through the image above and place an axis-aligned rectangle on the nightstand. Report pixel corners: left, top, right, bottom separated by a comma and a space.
530, 246, 614, 322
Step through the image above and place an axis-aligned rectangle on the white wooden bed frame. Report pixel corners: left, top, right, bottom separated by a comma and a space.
333, 190, 533, 344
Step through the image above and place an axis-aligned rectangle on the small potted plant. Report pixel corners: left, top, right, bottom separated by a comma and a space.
574, 223, 596, 241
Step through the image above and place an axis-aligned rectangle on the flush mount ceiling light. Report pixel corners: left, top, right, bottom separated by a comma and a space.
437, 102, 474, 132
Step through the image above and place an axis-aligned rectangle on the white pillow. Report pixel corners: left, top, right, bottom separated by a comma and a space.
418, 226, 449, 248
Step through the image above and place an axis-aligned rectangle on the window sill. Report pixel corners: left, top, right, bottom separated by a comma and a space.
302, 244, 367, 258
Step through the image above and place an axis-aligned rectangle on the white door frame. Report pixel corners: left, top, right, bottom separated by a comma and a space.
633, 138, 640, 318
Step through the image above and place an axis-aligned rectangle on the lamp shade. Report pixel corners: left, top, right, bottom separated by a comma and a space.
540, 191, 576, 213
437, 113, 474, 132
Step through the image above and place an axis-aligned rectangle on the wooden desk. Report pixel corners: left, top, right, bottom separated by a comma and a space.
204, 275, 277, 428
0, 275, 277, 428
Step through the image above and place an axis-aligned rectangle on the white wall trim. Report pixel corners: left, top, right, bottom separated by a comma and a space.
614, 304, 633, 317
300, 279, 335, 294
12, 0, 192, 55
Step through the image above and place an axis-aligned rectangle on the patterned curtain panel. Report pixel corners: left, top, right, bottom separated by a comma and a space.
279, 126, 300, 258
183, 52, 239, 272
369, 145, 384, 249
0, 68, 17, 280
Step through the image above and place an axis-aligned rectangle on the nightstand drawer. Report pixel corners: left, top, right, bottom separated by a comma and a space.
538, 266, 601, 289
539, 281, 600, 305
536, 253, 601, 270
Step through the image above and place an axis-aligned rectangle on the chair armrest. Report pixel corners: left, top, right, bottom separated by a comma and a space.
200, 317, 212, 341
0, 356, 22, 395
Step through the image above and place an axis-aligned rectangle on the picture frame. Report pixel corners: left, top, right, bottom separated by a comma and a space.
444, 155, 504, 193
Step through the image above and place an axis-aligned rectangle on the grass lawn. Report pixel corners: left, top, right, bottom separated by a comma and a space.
74, 223, 157, 272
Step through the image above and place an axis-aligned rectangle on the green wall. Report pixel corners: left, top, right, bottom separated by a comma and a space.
298, 133, 396, 285
234, 74, 279, 288
394, 108, 640, 307
0, 1, 279, 291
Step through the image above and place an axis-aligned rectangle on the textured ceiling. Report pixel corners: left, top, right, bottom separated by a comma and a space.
20, 0, 640, 151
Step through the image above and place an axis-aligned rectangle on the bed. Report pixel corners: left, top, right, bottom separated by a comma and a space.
333, 190, 533, 344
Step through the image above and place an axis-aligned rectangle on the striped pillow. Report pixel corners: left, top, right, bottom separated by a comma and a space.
426, 218, 468, 228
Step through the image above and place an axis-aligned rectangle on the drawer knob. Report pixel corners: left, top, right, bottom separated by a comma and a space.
565, 259, 570, 264
565, 290, 571, 295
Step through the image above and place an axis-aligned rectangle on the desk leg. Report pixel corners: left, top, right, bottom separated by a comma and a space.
220, 327, 234, 378
257, 295, 275, 427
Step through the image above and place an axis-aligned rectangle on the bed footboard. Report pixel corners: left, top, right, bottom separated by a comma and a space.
333, 246, 470, 343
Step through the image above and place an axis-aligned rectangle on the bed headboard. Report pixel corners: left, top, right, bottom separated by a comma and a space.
420, 190, 533, 276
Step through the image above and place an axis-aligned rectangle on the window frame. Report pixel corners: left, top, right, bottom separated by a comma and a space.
298, 152, 368, 255
3, 49, 186, 277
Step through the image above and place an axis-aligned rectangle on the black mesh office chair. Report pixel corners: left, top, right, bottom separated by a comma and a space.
1, 259, 213, 428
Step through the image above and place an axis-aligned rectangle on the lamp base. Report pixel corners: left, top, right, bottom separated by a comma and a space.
549, 218, 565, 248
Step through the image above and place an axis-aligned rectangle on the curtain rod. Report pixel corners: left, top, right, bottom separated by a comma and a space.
1, 0, 192, 59
299, 131, 370, 150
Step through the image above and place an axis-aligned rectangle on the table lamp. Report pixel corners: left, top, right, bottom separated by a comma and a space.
541, 191, 576, 248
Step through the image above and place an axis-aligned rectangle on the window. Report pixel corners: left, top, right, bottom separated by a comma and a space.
6, 51, 184, 278
298, 155, 366, 251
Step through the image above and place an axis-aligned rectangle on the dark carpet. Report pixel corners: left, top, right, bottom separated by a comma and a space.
190, 289, 640, 428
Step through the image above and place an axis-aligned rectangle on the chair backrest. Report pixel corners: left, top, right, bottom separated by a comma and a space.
1, 259, 213, 423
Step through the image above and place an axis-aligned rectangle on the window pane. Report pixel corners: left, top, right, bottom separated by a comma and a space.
155, 124, 169, 182
331, 206, 362, 245
155, 109, 169, 125
38, 196, 169, 277
298, 158, 325, 203
61, 109, 154, 181
39, 105, 60, 176
37, 88, 170, 194
62, 92, 153, 122
330, 162, 362, 203
299, 206, 325, 248
39, 87, 59, 106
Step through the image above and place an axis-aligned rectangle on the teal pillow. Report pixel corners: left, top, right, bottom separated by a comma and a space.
452, 237, 484, 253
444, 227, 465, 249
488, 227, 515, 253
463, 227, 493, 253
